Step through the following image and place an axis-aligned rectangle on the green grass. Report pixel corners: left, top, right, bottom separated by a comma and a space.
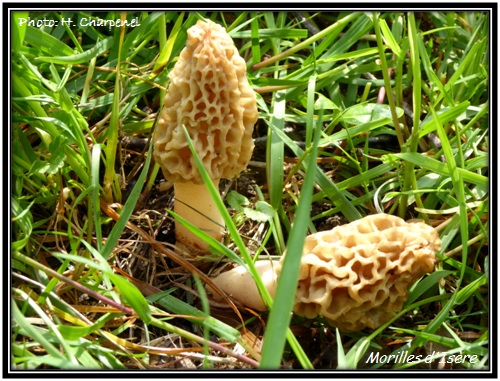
11, 10, 489, 371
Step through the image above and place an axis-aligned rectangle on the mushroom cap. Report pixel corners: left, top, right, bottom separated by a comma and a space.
153, 19, 258, 184
277, 213, 440, 332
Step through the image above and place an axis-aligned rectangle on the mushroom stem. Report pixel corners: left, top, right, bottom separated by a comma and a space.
174, 180, 224, 252
208, 260, 279, 311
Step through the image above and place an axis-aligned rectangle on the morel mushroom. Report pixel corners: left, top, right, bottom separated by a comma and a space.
208, 214, 441, 332
153, 19, 258, 252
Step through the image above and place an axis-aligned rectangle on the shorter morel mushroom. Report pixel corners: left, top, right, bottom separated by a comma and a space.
153, 19, 258, 252
207, 214, 441, 332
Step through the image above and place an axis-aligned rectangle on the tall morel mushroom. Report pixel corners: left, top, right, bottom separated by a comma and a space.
208, 214, 441, 332
153, 20, 258, 252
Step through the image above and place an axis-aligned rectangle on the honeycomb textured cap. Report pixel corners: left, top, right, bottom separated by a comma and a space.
277, 213, 440, 332
153, 20, 258, 184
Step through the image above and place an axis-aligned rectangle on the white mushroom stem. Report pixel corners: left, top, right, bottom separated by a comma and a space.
174, 180, 224, 252
208, 260, 279, 311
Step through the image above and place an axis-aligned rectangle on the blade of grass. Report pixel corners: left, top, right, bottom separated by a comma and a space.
23, 25, 74, 56
152, 12, 184, 76
100, 119, 153, 260
398, 12, 422, 218
252, 12, 361, 70
250, 12, 261, 66
149, 316, 259, 367
181, 125, 311, 368
13, 288, 80, 367
181, 125, 270, 303
12, 298, 70, 365
336, 329, 349, 369
379, 17, 402, 58
418, 101, 470, 138
269, 122, 362, 221
35, 37, 114, 64
267, 90, 286, 252
406, 270, 453, 305
11, 11, 28, 53
264, 13, 287, 253
233, 28, 308, 39
259, 80, 321, 369
418, 34, 455, 107
407, 105, 470, 352
147, 290, 240, 342
389, 152, 487, 186
266, 91, 286, 215
372, 12, 404, 148
102, 14, 126, 203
